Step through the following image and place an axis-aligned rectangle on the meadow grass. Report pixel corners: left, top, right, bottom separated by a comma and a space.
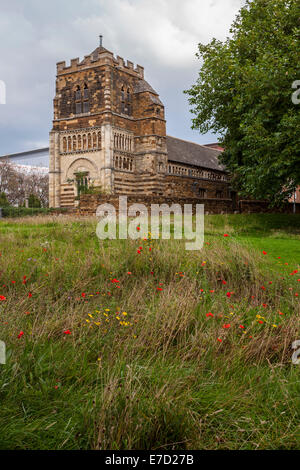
0, 214, 299, 450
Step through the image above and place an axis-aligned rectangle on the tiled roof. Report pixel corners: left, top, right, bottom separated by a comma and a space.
166, 136, 225, 172
133, 80, 158, 95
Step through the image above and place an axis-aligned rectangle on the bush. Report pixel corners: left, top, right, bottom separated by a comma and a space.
1, 206, 50, 218
28, 194, 42, 208
0, 192, 9, 207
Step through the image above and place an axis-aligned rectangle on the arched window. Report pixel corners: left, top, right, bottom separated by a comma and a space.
63, 137, 67, 153
68, 136, 72, 152
126, 88, 131, 115
78, 134, 82, 151
75, 84, 90, 114
82, 134, 87, 150
88, 133, 92, 149
75, 86, 81, 100
83, 83, 89, 99
72, 135, 77, 152
121, 86, 125, 113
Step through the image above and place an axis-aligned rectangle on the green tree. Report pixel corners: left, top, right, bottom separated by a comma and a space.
185, 0, 300, 202
0, 192, 9, 207
28, 194, 41, 208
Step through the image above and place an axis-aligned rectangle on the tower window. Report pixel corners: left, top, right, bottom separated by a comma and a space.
75, 86, 81, 100
83, 84, 89, 99
75, 102, 82, 114
75, 84, 90, 115
83, 101, 90, 113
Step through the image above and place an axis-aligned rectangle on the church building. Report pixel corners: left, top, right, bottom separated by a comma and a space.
49, 40, 231, 209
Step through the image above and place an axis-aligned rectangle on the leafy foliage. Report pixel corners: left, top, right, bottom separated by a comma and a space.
0, 192, 9, 207
28, 193, 41, 208
185, 0, 300, 202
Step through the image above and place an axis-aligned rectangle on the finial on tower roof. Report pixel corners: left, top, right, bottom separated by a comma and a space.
99, 35, 103, 48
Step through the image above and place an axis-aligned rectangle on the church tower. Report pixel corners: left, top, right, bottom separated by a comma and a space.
49, 39, 167, 208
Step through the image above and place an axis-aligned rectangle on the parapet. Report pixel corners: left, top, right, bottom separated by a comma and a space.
56, 47, 144, 78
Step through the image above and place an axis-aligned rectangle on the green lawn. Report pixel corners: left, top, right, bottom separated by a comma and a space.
0, 214, 299, 450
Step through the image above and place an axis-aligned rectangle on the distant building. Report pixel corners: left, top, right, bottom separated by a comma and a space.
0, 148, 49, 168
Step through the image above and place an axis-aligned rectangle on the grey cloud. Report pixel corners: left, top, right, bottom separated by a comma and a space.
0, 0, 245, 155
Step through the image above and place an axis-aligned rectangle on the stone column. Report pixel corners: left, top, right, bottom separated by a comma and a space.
101, 123, 113, 193
49, 131, 61, 208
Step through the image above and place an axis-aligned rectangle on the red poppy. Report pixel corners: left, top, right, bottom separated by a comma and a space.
0, 295, 6, 301
222, 280, 227, 285
223, 323, 231, 329
223, 234, 229, 237
28, 292, 32, 298
64, 330, 71, 335
206, 312, 214, 317
217, 338, 222, 343
239, 325, 245, 329
226, 292, 231, 298
17, 331, 24, 339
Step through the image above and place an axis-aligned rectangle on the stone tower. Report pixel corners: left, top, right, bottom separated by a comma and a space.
49, 41, 167, 208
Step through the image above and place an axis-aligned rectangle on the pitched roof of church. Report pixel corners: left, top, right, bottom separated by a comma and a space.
133, 80, 158, 95
90, 45, 111, 60
166, 136, 225, 172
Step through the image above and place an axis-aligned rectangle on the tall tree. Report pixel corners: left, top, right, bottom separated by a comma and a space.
0, 160, 49, 207
185, 0, 300, 202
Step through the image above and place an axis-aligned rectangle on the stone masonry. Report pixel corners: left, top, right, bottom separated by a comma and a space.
49, 42, 233, 209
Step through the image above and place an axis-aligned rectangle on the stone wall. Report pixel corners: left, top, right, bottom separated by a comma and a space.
165, 174, 230, 199
79, 193, 234, 216
79, 193, 300, 217
238, 199, 300, 214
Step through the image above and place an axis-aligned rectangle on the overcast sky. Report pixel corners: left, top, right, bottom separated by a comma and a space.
0, 0, 245, 155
